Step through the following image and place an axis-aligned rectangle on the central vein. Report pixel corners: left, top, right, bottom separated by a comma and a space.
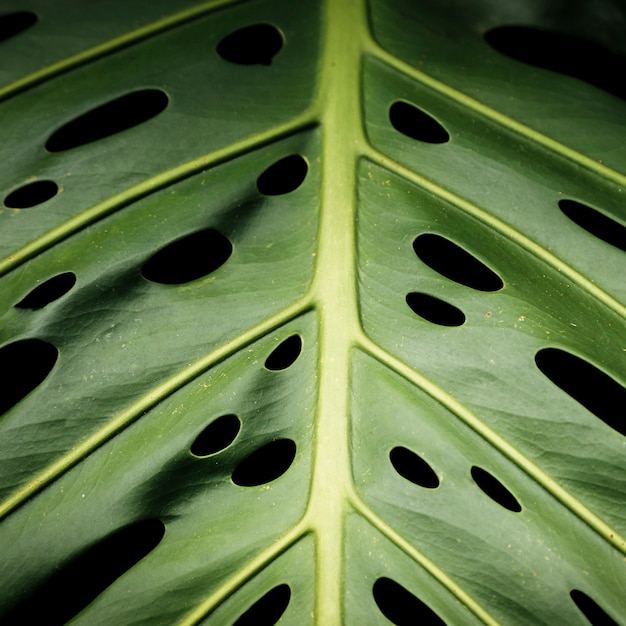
305, 0, 366, 622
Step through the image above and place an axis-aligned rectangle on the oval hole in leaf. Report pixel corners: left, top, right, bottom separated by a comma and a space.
406, 292, 465, 327
3, 519, 165, 625
471, 466, 522, 513
4, 180, 58, 208
15, 272, 76, 309
216, 23, 283, 65
373, 577, 447, 626
141, 228, 232, 285
256, 154, 308, 196
0, 338, 58, 416
484, 25, 626, 102
264, 334, 302, 371
232, 439, 296, 486
558, 199, 626, 252
535, 348, 626, 437
570, 589, 618, 626
413, 234, 503, 291
191, 414, 241, 457
45, 89, 169, 152
233, 584, 291, 626
390, 446, 439, 489
0, 11, 37, 43
389, 100, 450, 144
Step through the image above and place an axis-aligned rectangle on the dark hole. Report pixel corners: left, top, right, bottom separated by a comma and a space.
15, 272, 76, 309
191, 414, 241, 457
373, 577, 447, 626
536, 348, 626, 437
484, 25, 626, 102
216, 23, 283, 65
4, 180, 58, 209
413, 234, 503, 291
45, 89, 169, 152
558, 199, 626, 252
141, 228, 232, 285
0, 11, 37, 43
389, 101, 450, 144
233, 584, 291, 626
264, 335, 302, 371
232, 439, 296, 486
0, 338, 58, 416
471, 466, 522, 513
2, 519, 165, 626
570, 589, 618, 626
256, 154, 308, 196
390, 446, 439, 489
406, 292, 465, 327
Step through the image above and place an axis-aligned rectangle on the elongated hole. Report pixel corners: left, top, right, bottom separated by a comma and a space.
4, 180, 58, 208
16, 272, 76, 309
373, 577, 447, 626
0, 338, 58, 415
559, 199, 626, 252
3, 519, 165, 625
406, 292, 465, 327
536, 348, 626, 437
256, 155, 308, 195
389, 101, 450, 144
264, 335, 302, 371
233, 584, 291, 625
413, 234, 503, 291
232, 439, 296, 486
570, 589, 618, 626
390, 447, 439, 489
217, 23, 283, 65
471, 466, 521, 512
191, 414, 241, 457
0, 11, 37, 43
484, 25, 626, 102
45, 89, 169, 152
142, 228, 232, 285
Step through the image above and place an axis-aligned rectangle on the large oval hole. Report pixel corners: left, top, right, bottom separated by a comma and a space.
471, 466, 522, 513
558, 199, 626, 252
484, 25, 626, 102
232, 439, 296, 486
390, 447, 439, 489
256, 155, 308, 196
15, 272, 76, 309
406, 292, 465, 327
373, 577, 447, 626
141, 228, 232, 285
570, 589, 618, 626
0, 338, 58, 416
191, 414, 241, 457
216, 23, 283, 65
2, 519, 165, 625
0, 11, 37, 43
4, 180, 58, 209
45, 89, 169, 152
536, 348, 626, 437
264, 335, 302, 371
389, 101, 450, 144
233, 584, 291, 625
413, 234, 503, 291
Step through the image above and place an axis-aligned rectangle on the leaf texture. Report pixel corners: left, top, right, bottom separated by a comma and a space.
0, 1, 625, 624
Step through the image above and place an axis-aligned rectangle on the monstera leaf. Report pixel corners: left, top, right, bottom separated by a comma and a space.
1, 0, 626, 623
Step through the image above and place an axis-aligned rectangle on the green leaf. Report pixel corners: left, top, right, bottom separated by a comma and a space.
1, 0, 625, 624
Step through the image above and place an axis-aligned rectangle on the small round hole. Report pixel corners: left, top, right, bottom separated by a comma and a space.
15, 272, 76, 309
406, 292, 465, 327
264, 335, 302, 371
471, 466, 521, 513
232, 439, 296, 486
233, 584, 291, 626
256, 155, 308, 196
4, 180, 58, 208
217, 23, 283, 65
191, 414, 241, 457
389, 101, 450, 144
390, 446, 439, 489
